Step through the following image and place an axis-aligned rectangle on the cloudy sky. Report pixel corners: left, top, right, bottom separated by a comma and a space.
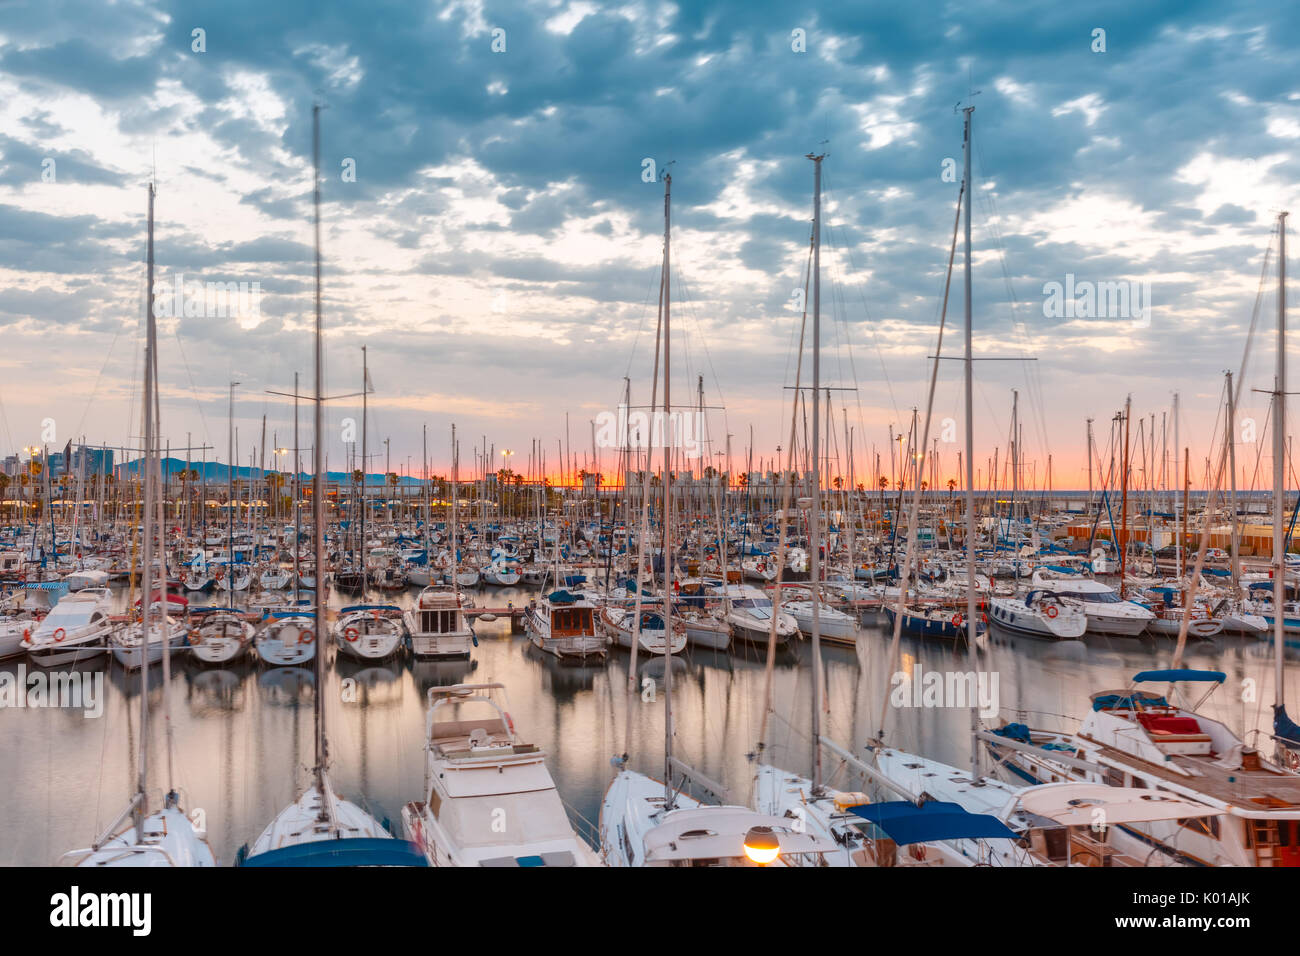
1, 0, 1297, 490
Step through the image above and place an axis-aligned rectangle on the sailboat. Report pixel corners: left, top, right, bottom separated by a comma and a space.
405, 427, 477, 658
60, 181, 214, 868
599, 170, 836, 867
238, 105, 425, 868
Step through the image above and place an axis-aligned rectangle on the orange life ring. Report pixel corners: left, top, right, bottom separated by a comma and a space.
53, 627, 67, 643
950, 614, 963, 628
298, 628, 315, 645
189, 628, 203, 645
1045, 605, 1059, 619
504, 711, 515, 736
344, 626, 360, 643
21, 627, 31, 644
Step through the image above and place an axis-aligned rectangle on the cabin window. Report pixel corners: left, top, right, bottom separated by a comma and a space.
1180, 816, 1216, 837
1104, 767, 1125, 789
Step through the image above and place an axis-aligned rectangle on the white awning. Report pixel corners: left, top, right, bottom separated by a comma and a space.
1017, 783, 1220, 825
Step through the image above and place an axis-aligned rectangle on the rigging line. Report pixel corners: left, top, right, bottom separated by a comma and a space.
819, 164, 905, 429
781, 237, 817, 444
878, 173, 965, 744
623, 261, 667, 381
169, 327, 214, 449
671, 267, 730, 443
973, 143, 1053, 462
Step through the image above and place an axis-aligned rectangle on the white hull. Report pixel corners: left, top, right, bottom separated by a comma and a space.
111, 622, 188, 670
190, 615, 254, 664
66, 807, 215, 867
254, 618, 317, 667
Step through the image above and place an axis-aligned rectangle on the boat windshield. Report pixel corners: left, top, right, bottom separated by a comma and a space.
732, 598, 772, 609
1057, 590, 1120, 604
438, 789, 578, 849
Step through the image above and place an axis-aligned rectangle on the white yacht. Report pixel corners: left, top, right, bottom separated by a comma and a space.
111, 607, 188, 670
253, 611, 317, 667
240, 783, 424, 867
25, 587, 114, 667
404, 586, 475, 659
601, 771, 836, 867
524, 588, 607, 662
333, 604, 404, 660
188, 608, 254, 665
988, 588, 1089, 639
987, 669, 1300, 867
598, 602, 685, 656
401, 683, 601, 866
708, 582, 798, 647
751, 764, 977, 867
1030, 567, 1153, 636
62, 796, 215, 868
0, 582, 64, 660
779, 587, 859, 644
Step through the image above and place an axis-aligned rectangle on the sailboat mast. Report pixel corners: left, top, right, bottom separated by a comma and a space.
808, 150, 825, 794
293, 371, 300, 602
661, 170, 674, 803
452, 423, 460, 607
1226, 371, 1239, 591
228, 381, 236, 609
361, 344, 368, 589
1275, 211, 1288, 713
136, 180, 156, 834
961, 105, 979, 780
1173, 392, 1181, 576
311, 103, 328, 800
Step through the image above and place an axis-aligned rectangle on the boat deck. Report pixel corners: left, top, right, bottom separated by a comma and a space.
1082, 733, 1300, 808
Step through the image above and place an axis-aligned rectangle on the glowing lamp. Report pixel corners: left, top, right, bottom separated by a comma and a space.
743, 825, 779, 866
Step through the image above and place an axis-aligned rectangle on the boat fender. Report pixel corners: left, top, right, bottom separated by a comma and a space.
189, 628, 202, 645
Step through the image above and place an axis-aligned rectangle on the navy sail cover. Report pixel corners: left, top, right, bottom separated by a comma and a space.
847, 801, 1018, 845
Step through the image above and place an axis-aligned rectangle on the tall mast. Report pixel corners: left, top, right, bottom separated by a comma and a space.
227, 380, 237, 608
293, 371, 300, 602
807, 150, 826, 794
311, 103, 328, 804
1226, 371, 1240, 591
135, 179, 156, 835
661, 170, 674, 803
452, 423, 460, 607
1120, 395, 1131, 594
361, 344, 368, 589
1275, 211, 1288, 715
961, 105, 980, 780
1173, 392, 1181, 576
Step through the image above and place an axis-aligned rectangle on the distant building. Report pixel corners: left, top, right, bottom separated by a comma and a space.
69, 446, 114, 476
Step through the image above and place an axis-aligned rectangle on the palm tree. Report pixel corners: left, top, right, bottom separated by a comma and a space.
267, 473, 286, 517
